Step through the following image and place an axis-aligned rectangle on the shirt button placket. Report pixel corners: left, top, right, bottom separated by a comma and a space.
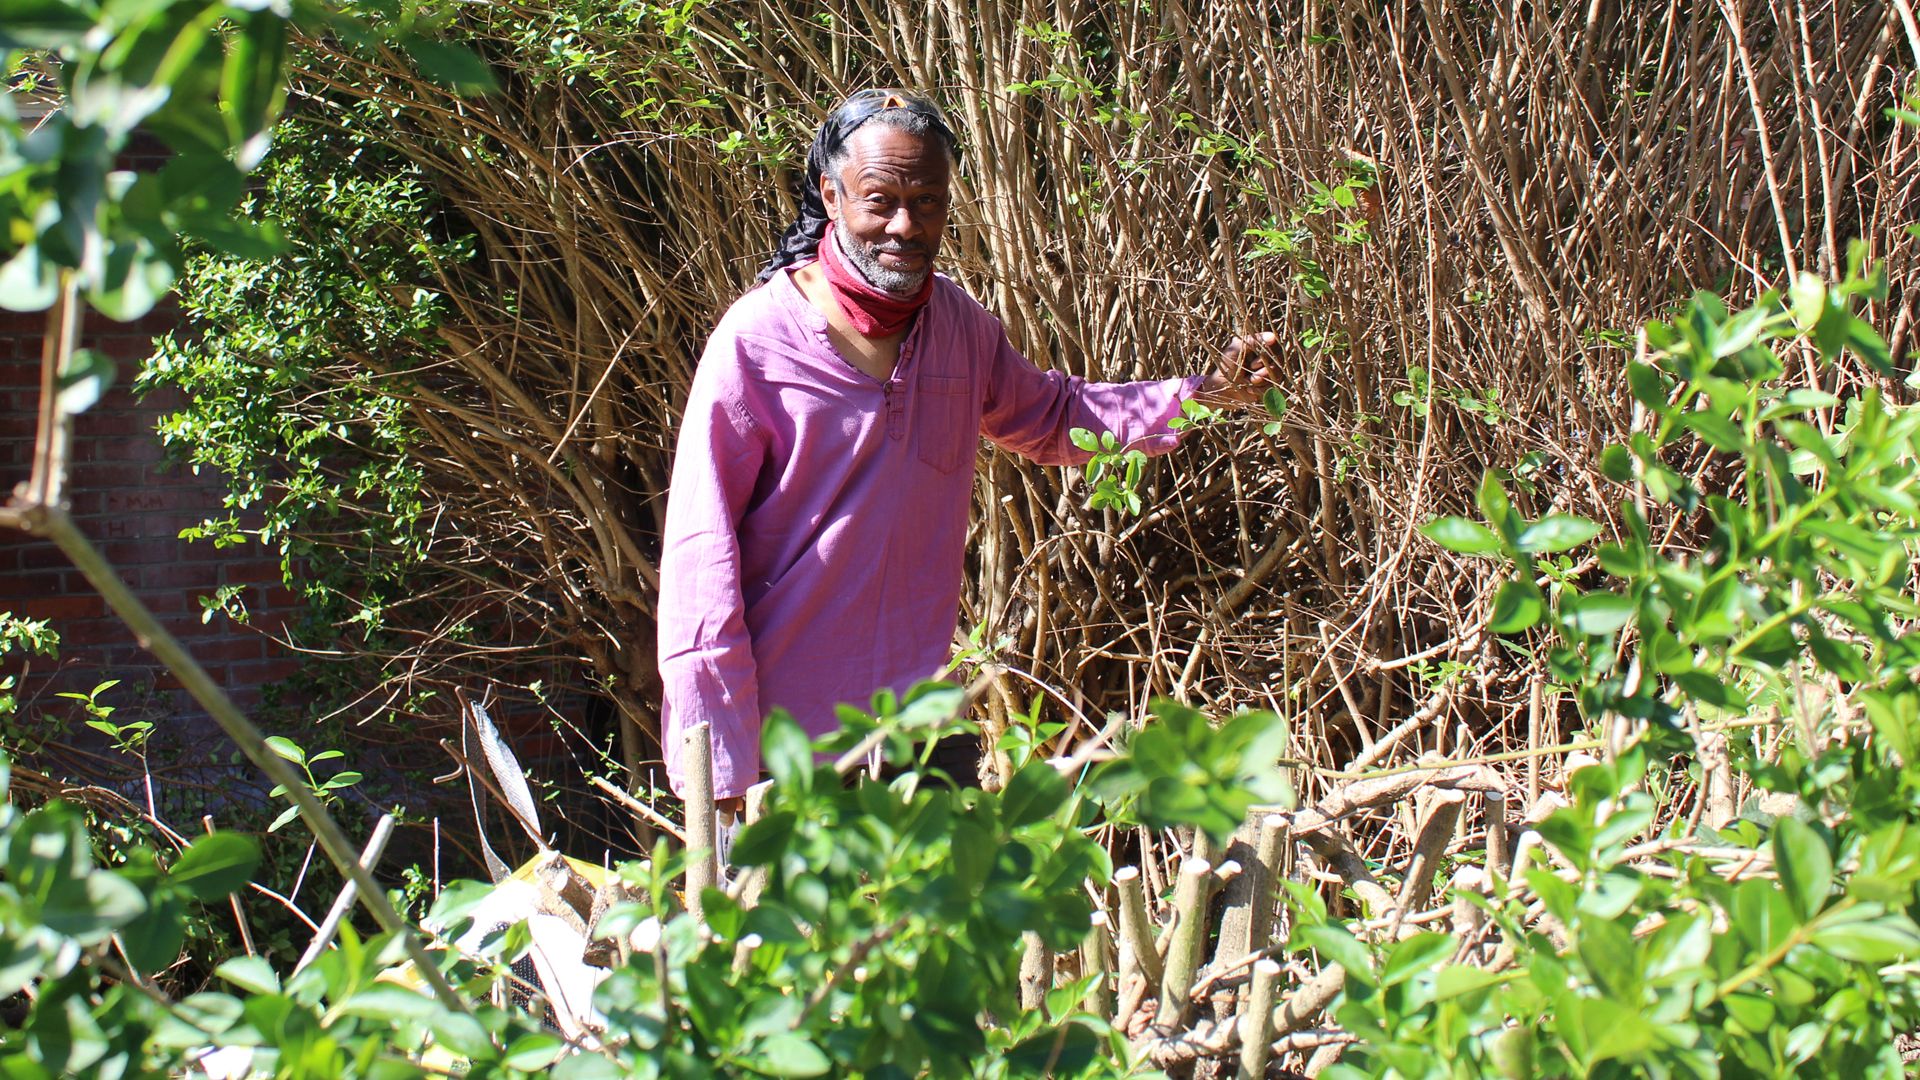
886, 343, 912, 440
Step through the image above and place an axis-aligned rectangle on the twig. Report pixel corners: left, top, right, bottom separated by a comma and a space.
294, 813, 395, 975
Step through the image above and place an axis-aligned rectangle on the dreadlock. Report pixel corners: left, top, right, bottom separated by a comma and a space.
756, 89, 961, 284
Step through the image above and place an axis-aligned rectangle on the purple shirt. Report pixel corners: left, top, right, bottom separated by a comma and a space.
658, 267, 1199, 798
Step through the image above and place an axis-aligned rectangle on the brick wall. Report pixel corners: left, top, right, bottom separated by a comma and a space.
0, 304, 304, 722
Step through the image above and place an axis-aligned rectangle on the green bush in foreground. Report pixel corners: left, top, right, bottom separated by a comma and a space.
0, 685, 1283, 1080
1397, 249, 1920, 1078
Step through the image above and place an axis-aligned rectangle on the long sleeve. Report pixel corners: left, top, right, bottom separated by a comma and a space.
657, 352, 768, 801
977, 325, 1203, 465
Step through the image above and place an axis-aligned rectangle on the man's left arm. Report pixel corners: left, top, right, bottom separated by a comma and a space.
978, 326, 1276, 464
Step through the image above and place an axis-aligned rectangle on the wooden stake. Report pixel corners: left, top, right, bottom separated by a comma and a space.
1080, 911, 1114, 1018
1019, 931, 1050, 1010
1397, 790, 1465, 914
1152, 857, 1214, 1031
1115, 866, 1164, 989
1211, 813, 1290, 977
684, 721, 717, 920
1484, 792, 1511, 881
1236, 958, 1283, 1080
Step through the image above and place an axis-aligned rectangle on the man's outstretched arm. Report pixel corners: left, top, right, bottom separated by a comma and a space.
979, 324, 1276, 463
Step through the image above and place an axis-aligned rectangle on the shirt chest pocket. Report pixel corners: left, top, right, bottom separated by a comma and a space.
914, 374, 975, 475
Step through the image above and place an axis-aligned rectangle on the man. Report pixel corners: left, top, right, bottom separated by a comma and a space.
658, 89, 1271, 806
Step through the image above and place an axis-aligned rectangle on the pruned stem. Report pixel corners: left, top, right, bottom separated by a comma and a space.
1116, 866, 1164, 989
683, 721, 717, 919
1151, 856, 1214, 1031
1235, 958, 1282, 1080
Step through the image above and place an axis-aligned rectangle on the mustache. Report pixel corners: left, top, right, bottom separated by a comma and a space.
868, 241, 928, 255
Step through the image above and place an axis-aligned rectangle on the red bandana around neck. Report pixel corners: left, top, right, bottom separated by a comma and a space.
816, 222, 934, 338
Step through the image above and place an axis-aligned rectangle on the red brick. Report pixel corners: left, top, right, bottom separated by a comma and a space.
0, 311, 44, 335
10, 594, 104, 620
191, 636, 266, 663
139, 563, 220, 590
65, 491, 106, 516
95, 540, 161, 566
75, 437, 166, 464
72, 412, 160, 438
67, 476, 163, 503
0, 568, 63, 598
228, 657, 302, 684
53, 618, 130, 646
223, 560, 283, 585
88, 336, 160, 362
137, 587, 191, 614
15, 544, 70, 571
0, 361, 43, 387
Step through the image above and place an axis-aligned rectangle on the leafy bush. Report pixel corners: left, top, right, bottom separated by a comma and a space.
1392, 252, 1920, 1077
0, 685, 1294, 1078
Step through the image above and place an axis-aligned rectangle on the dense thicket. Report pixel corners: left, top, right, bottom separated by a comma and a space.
145, 0, 1918, 823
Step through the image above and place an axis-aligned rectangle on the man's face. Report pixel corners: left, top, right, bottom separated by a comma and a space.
822, 123, 951, 295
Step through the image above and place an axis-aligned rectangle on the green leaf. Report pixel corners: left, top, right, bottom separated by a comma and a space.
1808, 910, 1920, 963
1804, 626, 1869, 681
1003, 1021, 1102, 1076
1070, 428, 1099, 452
337, 984, 441, 1022
730, 810, 795, 867
1565, 591, 1636, 636
56, 349, 115, 416
1475, 472, 1513, 535
1515, 514, 1602, 554
1000, 761, 1069, 828
87, 235, 176, 321
402, 37, 499, 95
1380, 932, 1454, 986
1626, 361, 1667, 410
220, 12, 289, 164
554, 1054, 632, 1080
1771, 818, 1832, 920
761, 710, 814, 790
1488, 578, 1545, 635
1431, 963, 1505, 1003
264, 735, 305, 764
118, 888, 186, 974
1680, 411, 1746, 453
44, 872, 148, 943
0, 244, 60, 312
0, 0, 96, 50
1788, 272, 1826, 329
1861, 689, 1919, 764
1300, 924, 1372, 981
503, 1033, 567, 1071
1261, 386, 1289, 420
183, 216, 289, 261
746, 1033, 831, 1078
1599, 443, 1634, 483
1420, 516, 1503, 556
1723, 992, 1775, 1034
168, 832, 261, 902
215, 955, 280, 995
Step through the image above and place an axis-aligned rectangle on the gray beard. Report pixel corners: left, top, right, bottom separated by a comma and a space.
835, 226, 929, 295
